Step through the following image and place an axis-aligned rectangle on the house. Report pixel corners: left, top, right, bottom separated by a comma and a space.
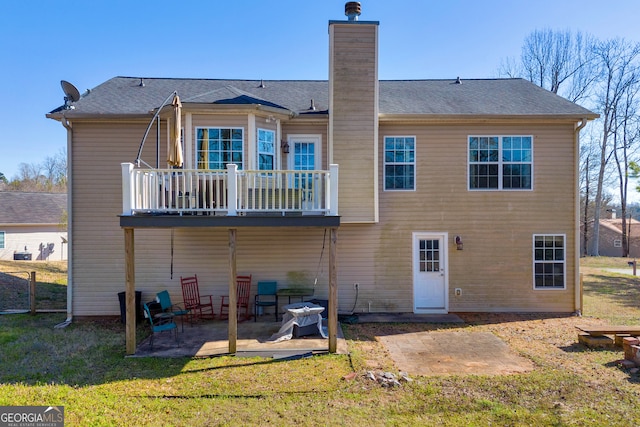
0, 192, 67, 261
46, 3, 597, 353
583, 216, 640, 258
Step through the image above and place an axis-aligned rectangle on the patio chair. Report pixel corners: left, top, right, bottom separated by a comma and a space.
156, 290, 190, 331
254, 280, 278, 322
180, 275, 215, 321
220, 275, 252, 321
143, 302, 178, 349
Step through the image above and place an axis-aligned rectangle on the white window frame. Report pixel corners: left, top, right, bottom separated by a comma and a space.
383, 135, 416, 191
533, 234, 566, 290
257, 128, 276, 171
613, 239, 622, 248
195, 127, 244, 170
468, 135, 533, 191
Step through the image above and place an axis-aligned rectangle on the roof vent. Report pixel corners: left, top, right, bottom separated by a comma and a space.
309, 99, 316, 111
345, 2, 361, 21
258, 79, 266, 88
139, 78, 145, 87
455, 77, 462, 84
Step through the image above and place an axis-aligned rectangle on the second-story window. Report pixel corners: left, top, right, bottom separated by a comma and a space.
257, 129, 275, 170
468, 136, 532, 190
196, 127, 244, 170
384, 136, 415, 190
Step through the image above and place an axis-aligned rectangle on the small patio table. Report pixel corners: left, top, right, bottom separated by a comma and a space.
276, 288, 314, 304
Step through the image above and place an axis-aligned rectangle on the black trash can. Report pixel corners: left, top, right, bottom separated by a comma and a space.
118, 291, 142, 324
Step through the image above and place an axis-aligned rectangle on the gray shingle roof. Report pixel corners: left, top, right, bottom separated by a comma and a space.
49, 76, 596, 119
0, 192, 67, 225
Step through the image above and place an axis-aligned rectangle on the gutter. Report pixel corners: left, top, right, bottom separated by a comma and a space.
54, 114, 73, 328
378, 113, 600, 124
574, 118, 589, 316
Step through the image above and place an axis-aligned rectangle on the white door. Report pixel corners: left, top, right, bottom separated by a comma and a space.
288, 136, 321, 210
413, 233, 448, 313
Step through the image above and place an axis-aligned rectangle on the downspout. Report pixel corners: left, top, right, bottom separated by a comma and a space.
55, 114, 73, 328
574, 118, 588, 316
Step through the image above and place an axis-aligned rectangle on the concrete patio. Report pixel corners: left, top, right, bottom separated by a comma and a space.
131, 312, 534, 377
132, 318, 347, 358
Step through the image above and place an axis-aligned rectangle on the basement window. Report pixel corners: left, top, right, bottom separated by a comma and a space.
533, 234, 565, 289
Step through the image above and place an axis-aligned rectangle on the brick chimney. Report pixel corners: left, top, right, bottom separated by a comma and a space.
329, 2, 379, 222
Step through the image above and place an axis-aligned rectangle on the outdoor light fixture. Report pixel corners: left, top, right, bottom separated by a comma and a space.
455, 236, 463, 250
281, 140, 290, 154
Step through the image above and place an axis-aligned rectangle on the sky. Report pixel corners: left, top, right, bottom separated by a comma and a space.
0, 0, 639, 180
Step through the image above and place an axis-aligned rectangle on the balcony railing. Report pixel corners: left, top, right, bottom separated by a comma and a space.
121, 163, 338, 217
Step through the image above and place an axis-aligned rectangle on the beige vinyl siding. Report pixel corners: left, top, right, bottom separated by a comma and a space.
70, 114, 578, 315
373, 122, 577, 312
135, 226, 380, 315
71, 120, 166, 315
330, 22, 379, 223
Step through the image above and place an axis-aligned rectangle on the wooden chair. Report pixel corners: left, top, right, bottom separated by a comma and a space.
254, 281, 278, 322
180, 275, 215, 321
143, 302, 178, 349
220, 275, 252, 321
156, 290, 190, 331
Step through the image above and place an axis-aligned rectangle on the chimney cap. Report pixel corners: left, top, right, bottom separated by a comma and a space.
345, 2, 361, 21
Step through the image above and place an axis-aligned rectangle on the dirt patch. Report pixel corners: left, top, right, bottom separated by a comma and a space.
345, 312, 613, 377
378, 330, 534, 376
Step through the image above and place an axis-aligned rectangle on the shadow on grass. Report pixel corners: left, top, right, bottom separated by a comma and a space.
603, 360, 640, 384
0, 314, 190, 386
0, 313, 345, 388
558, 342, 614, 353
583, 273, 640, 312
0, 271, 66, 311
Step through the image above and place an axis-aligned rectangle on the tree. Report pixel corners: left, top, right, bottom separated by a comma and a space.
591, 38, 640, 255
3, 148, 67, 193
611, 70, 640, 256
500, 29, 596, 103
580, 142, 597, 255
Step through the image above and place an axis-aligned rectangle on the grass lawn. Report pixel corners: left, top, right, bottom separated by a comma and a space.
1, 258, 640, 426
0, 260, 67, 311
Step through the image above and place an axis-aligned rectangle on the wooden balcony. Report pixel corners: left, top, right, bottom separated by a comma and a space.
120, 163, 339, 228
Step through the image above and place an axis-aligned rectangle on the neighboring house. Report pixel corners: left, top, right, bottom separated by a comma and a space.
583, 217, 640, 258
0, 192, 68, 261
46, 4, 597, 327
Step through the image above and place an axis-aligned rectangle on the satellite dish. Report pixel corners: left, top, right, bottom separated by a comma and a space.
60, 80, 80, 108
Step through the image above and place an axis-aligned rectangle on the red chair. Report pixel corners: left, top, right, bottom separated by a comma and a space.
180, 275, 215, 321
220, 275, 252, 321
